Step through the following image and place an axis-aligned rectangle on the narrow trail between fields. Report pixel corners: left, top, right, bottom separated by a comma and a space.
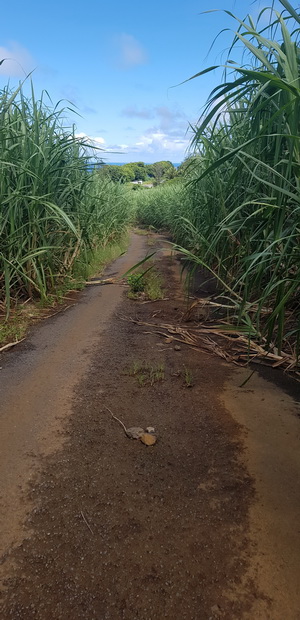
0, 233, 147, 561
0, 232, 299, 620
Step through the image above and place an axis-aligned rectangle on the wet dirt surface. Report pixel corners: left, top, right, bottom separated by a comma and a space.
224, 370, 300, 619
0, 233, 299, 619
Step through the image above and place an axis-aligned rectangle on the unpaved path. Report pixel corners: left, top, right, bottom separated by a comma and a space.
0, 233, 147, 559
0, 232, 299, 619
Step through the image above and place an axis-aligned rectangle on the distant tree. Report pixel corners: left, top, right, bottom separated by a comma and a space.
152, 162, 164, 185
98, 160, 177, 184
118, 162, 147, 182
98, 165, 126, 183
152, 161, 175, 185
133, 162, 147, 181
145, 164, 154, 178
121, 164, 136, 182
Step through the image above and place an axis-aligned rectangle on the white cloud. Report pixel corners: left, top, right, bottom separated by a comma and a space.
77, 120, 190, 162
115, 34, 147, 69
92, 136, 106, 145
75, 133, 106, 145
105, 143, 129, 153
105, 116, 191, 159
132, 130, 189, 155
0, 42, 35, 77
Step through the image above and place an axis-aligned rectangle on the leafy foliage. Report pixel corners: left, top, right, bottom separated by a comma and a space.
127, 273, 146, 293
0, 83, 132, 313
135, 1, 300, 360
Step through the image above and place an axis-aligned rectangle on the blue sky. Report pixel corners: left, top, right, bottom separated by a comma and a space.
1, 0, 280, 163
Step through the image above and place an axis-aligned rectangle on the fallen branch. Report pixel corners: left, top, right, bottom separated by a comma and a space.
0, 338, 25, 353
123, 316, 299, 378
42, 304, 76, 319
140, 298, 169, 304
85, 278, 117, 286
103, 405, 128, 435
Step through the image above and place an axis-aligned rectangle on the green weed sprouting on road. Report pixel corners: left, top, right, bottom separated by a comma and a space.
134, 0, 300, 362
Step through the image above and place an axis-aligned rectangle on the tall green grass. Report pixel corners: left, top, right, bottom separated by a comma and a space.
134, 183, 184, 230
0, 82, 132, 314
136, 1, 300, 360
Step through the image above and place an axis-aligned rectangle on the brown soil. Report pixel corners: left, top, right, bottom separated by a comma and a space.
0, 233, 299, 619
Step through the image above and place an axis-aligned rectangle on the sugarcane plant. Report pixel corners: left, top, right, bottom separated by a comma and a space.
135, 0, 300, 363
0, 80, 132, 315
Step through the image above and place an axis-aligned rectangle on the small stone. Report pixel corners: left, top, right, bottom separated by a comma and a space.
174, 344, 181, 351
140, 433, 157, 446
126, 427, 144, 440
146, 426, 155, 434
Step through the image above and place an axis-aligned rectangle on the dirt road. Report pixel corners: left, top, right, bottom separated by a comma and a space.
0, 233, 147, 559
0, 232, 299, 619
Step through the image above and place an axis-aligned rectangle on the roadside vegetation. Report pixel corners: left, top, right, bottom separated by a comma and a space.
127, 264, 164, 301
135, 182, 183, 229
0, 83, 132, 321
127, 360, 165, 386
134, 1, 300, 364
